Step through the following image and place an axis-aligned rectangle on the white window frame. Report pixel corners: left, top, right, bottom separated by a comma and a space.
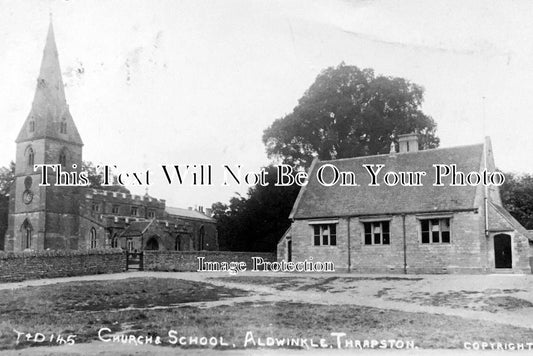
362, 221, 390, 245
312, 223, 337, 246
418, 216, 452, 244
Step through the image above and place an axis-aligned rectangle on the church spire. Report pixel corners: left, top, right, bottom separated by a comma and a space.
16, 18, 82, 146
34, 17, 67, 114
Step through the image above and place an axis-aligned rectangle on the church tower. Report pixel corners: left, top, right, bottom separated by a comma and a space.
5, 18, 83, 251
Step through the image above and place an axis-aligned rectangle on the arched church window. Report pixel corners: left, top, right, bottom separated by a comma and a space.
21, 219, 32, 249
59, 147, 67, 167
175, 235, 181, 251
90, 228, 97, 249
27, 148, 35, 167
111, 234, 118, 248
60, 120, 67, 134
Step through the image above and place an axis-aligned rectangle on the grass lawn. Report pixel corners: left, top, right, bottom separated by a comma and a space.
1, 277, 532, 351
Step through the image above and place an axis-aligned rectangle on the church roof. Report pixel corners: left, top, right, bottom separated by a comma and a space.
165, 206, 215, 222
290, 143, 485, 219
120, 220, 153, 237
16, 19, 83, 146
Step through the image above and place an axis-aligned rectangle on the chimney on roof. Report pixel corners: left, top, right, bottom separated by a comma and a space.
205, 208, 212, 217
398, 133, 419, 153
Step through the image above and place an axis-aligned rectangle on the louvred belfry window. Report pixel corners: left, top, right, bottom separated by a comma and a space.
27, 148, 35, 167
60, 121, 67, 134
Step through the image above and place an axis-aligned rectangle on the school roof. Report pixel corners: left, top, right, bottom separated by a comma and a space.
489, 203, 533, 241
290, 143, 485, 219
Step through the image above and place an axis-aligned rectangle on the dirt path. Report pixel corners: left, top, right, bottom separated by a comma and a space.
182, 273, 533, 329
2, 271, 533, 329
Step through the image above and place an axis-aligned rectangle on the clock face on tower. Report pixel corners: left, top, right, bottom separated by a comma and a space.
23, 190, 34, 205
22, 175, 33, 204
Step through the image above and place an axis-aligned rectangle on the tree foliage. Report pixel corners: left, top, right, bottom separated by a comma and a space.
263, 63, 439, 169
82, 161, 130, 193
0, 161, 15, 197
212, 165, 300, 252
82, 161, 103, 188
500, 172, 533, 229
0, 161, 15, 250
215, 63, 442, 252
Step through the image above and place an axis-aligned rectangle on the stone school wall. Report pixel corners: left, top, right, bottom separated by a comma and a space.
144, 251, 276, 272
0, 249, 125, 282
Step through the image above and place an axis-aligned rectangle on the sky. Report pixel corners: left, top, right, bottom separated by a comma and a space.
1, 0, 532, 209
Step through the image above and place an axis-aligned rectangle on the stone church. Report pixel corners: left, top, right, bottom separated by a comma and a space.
3, 20, 218, 252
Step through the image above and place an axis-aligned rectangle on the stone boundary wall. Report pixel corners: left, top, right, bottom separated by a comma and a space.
143, 251, 276, 272
0, 249, 125, 282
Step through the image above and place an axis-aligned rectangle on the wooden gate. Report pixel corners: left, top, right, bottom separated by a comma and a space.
126, 251, 143, 271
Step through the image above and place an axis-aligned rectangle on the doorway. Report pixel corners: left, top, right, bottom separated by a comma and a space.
494, 234, 512, 269
146, 236, 160, 250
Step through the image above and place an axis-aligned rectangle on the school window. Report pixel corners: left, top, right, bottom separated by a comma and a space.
60, 121, 67, 134
92, 203, 100, 212
131, 206, 138, 216
147, 210, 155, 219
29, 121, 35, 132
421, 218, 450, 244
112, 205, 119, 214
363, 221, 390, 245
313, 224, 336, 246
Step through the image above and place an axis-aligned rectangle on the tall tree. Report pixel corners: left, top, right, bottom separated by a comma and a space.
500, 172, 533, 229
216, 64, 440, 252
263, 63, 439, 169
0, 162, 15, 250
